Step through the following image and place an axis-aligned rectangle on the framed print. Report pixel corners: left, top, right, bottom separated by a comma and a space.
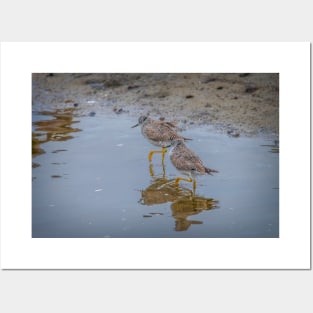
0, 42, 310, 269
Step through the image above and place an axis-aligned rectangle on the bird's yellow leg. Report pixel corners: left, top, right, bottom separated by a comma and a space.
161, 159, 166, 177
192, 180, 197, 194
175, 177, 193, 186
161, 147, 167, 163
149, 163, 155, 177
148, 147, 168, 162
148, 149, 163, 162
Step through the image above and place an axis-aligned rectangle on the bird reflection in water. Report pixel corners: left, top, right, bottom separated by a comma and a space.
139, 163, 218, 231
170, 194, 218, 231
32, 108, 81, 166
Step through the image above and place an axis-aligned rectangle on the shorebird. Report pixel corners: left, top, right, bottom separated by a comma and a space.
169, 139, 218, 192
131, 115, 191, 162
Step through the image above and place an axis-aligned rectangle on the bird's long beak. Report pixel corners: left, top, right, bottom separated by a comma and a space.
131, 123, 139, 128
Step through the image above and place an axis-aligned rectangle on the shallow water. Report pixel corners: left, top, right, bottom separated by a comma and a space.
32, 110, 279, 238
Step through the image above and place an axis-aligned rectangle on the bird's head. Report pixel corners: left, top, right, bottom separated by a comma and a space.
131, 115, 149, 128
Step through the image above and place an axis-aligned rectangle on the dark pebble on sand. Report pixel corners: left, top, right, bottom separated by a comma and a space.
245, 85, 258, 93
217, 86, 223, 90
127, 85, 140, 90
239, 73, 250, 77
113, 107, 127, 114
105, 79, 121, 88
202, 77, 216, 83
227, 129, 240, 137
73, 103, 79, 107
186, 95, 194, 99
89, 111, 96, 117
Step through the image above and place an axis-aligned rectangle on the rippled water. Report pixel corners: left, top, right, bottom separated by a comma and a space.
32, 110, 279, 238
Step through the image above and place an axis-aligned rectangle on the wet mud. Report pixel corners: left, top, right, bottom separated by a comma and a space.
32, 73, 279, 138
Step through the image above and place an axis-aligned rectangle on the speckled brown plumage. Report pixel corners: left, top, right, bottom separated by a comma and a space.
169, 139, 218, 191
132, 115, 190, 148
132, 115, 191, 162
170, 139, 218, 175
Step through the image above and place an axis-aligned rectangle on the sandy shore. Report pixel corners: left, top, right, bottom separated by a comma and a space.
32, 73, 279, 138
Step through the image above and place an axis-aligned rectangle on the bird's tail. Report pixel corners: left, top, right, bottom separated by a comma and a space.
205, 167, 218, 175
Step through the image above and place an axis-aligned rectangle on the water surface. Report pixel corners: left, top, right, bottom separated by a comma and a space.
32, 110, 279, 238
